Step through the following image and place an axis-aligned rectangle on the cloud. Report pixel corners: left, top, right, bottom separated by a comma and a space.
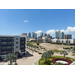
60, 29, 65, 32
24, 20, 28, 22
46, 29, 55, 34
56, 30, 59, 32
60, 27, 75, 33
35, 30, 43, 35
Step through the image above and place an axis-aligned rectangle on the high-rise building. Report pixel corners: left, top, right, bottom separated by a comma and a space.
67, 34, 72, 39
27, 32, 31, 38
63, 34, 72, 39
47, 34, 50, 38
44, 33, 47, 37
55, 31, 61, 39
61, 32, 64, 39
0, 35, 27, 59
40, 32, 43, 37
34, 33, 37, 39
32, 32, 35, 38
63, 35, 67, 39
55, 31, 64, 39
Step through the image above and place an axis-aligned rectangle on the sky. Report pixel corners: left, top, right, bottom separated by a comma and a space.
0, 9, 75, 39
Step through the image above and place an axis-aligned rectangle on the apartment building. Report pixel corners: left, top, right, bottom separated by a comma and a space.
63, 35, 67, 39
0, 35, 27, 59
63, 34, 72, 39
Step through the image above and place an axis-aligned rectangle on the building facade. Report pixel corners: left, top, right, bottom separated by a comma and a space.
32, 32, 35, 38
61, 32, 64, 39
0, 35, 27, 59
34, 33, 37, 39
55, 31, 60, 39
51, 39, 74, 45
40, 32, 43, 37
27, 32, 31, 38
55, 31, 64, 39
63, 35, 67, 39
67, 34, 72, 39
44, 33, 47, 37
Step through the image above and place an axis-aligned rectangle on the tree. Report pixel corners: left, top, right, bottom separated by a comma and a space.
60, 51, 68, 57
55, 62, 63, 65
41, 52, 49, 62
4, 53, 18, 65
47, 50, 54, 58
37, 42, 39, 45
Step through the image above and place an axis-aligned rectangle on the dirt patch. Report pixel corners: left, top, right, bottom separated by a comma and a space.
39, 43, 74, 50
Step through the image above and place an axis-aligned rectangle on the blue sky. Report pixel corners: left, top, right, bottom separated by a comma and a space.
0, 9, 75, 38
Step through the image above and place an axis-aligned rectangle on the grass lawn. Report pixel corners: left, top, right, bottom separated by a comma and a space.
53, 50, 62, 53
27, 42, 36, 44
72, 53, 75, 56
38, 56, 74, 65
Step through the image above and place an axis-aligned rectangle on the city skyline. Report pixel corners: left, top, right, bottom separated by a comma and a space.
0, 9, 75, 39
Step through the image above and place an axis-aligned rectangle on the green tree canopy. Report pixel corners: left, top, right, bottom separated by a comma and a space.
60, 51, 68, 57
4, 53, 18, 65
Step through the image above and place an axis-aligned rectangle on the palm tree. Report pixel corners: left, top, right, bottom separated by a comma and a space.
41, 52, 48, 62
55, 62, 63, 65
4, 53, 17, 65
60, 51, 68, 57
47, 50, 54, 58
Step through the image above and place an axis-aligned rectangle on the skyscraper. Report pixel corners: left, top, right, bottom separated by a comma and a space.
27, 32, 31, 38
55, 31, 60, 39
44, 33, 47, 37
34, 33, 37, 39
40, 32, 43, 37
32, 32, 35, 38
47, 34, 50, 38
55, 31, 64, 39
67, 34, 72, 39
63, 34, 72, 39
61, 32, 64, 39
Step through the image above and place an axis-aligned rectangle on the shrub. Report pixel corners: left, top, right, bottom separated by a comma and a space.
37, 42, 39, 45
70, 47, 73, 49
38, 52, 42, 54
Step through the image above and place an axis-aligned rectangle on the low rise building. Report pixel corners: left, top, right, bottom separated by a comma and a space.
0, 35, 27, 59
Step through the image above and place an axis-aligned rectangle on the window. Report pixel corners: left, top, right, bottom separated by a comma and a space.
21, 46, 24, 47
16, 38, 18, 40
2, 47, 7, 49
21, 49, 25, 52
12, 46, 14, 48
6, 51, 12, 54
7, 46, 11, 49
2, 42, 7, 44
16, 42, 18, 44
2, 37, 7, 40
12, 50, 14, 53
16, 46, 18, 48
62, 41, 63, 43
